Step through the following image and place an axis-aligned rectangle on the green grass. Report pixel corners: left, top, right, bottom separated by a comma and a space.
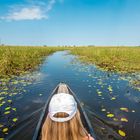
70, 47, 140, 73
0, 46, 65, 78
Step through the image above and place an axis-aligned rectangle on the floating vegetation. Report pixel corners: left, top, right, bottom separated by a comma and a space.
108, 85, 113, 93
96, 89, 102, 97
118, 130, 126, 137
120, 107, 129, 112
101, 108, 106, 112
12, 118, 18, 122
2, 128, 8, 133
4, 111, 10, 115
111, 97, 116, 100
113, 118, 119, 121
107, 113, 114, 118
0, 125, 3, 128
69, 54, 139, 139
0, 73, 38, 138
5, 107, 11, 111
120, 118, 128, 122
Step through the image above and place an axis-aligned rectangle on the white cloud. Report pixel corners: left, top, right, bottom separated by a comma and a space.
2, 7, 47, 21
0, 0, 63, 21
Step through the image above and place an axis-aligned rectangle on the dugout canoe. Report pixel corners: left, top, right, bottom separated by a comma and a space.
32, 83, 96, 140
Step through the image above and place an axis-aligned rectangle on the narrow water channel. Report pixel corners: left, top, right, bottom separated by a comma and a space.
0, 51, 140, 140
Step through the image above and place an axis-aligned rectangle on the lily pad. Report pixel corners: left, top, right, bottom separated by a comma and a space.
5, 107, 11, 110
12, 118, 18, 122
107, 113, 114, 118
101, 108, 106, 112
4, 111, 10, 115
118, 130, 126, 137
113, 118, 118, 121
120, 118, 128, 122
120, 107, 129, 112
108, 85, 113, 92
111, 97, 116, 100
7, 100, 12, 103
12, 108, 17, 111
2, 128, 8, 133
0, 124, 4, 128
0, 97, 4, 101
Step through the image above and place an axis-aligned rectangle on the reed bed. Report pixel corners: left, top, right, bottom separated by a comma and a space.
0, 46, 65, 78
70, 47, 140, 73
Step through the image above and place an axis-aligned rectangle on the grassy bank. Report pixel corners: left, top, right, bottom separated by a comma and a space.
0, 46, 65, 78
70, 47, 140, 73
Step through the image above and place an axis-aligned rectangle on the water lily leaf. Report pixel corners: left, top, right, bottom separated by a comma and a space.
13, 92, 18, 95
101, 108, 106, 112
12, 118, 18, 122
121, 118, 128, 122
12, 108, 17, 111
0, 137, 4, 140
108, 85, 113, 92
120, 107, 129, 112
98, 81, 102, 85
0, 124, 3, 128
5, 107, 11, 110
107, 113, 114, 118
2, 101, 5, 104
2, 128, 8, 133
0, 97, 5, 101
113, 118, 118, 121
111, 97, 116, 100
97, 91, 102, 94
7, 100, 12, 103
4, 111, 10, 115
0, 92, 7, 95
118, 130, 126, 137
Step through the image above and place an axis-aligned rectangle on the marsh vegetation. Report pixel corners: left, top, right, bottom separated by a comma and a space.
70, 47, 140, 73
0, 46, 140, 78
0, 46, 65, 78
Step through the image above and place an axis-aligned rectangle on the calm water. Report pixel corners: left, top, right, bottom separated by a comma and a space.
0, 51, 140, 140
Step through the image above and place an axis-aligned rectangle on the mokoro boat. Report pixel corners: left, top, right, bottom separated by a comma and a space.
32, 83, 96, 140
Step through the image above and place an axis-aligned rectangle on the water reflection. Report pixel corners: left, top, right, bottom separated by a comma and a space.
0, 51, 140, 140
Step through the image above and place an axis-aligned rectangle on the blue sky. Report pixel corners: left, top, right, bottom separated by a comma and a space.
0, 0, 140, 46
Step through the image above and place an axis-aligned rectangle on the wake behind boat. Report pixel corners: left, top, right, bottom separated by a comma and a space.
32, 83, 96, 140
